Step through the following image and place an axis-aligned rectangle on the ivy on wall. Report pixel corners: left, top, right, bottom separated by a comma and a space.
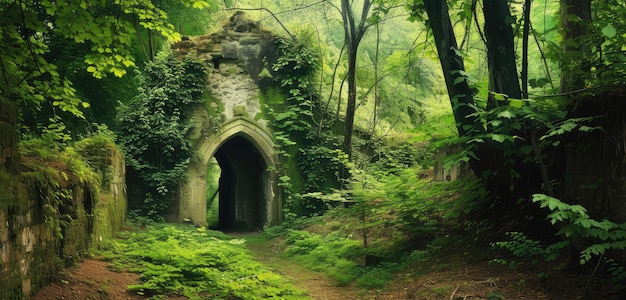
263, 34, 345, 217
117, 52, 206, 219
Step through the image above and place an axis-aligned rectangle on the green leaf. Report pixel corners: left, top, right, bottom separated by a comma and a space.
453, 76, 465, 86
509, 99, 524, 108
112, 68, 125, 77
192, 1, 210, 8
490, 120, 502, 127
491, 134, 506, 143
601, 24, 617, 38
497, 110, 515, 119
491, 92, 508, 101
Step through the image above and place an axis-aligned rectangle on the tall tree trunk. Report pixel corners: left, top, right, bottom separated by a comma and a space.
484, 0, 522, 107
340, 0, 372, 161
521, 0, 532, 99
343, 40, 358, 160
423, 0, 545, 223
422, 0, 481, 137
560, 0, 592, 93
483, 0, 544, 209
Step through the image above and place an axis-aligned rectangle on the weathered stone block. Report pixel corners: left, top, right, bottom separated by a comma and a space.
233, 105, 247, 116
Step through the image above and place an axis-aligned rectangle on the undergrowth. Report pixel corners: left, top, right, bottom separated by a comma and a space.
100, 223, 308, 299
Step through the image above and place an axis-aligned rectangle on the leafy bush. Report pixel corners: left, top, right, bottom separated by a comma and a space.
102, 224, 307, 299
533, 194, 626, 264
493, 194, 626, 292
356, 268, 393, 288
117, 52, 206, 218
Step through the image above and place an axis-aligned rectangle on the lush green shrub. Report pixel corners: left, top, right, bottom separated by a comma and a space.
356, 268, 393, 288
102, 224, 308, 299
492, 194, 626, 292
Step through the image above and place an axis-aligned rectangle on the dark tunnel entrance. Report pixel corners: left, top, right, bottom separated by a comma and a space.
212, 135, 268, 231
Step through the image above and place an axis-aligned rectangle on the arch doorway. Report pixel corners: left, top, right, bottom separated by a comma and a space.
177, 118, 281, 230
211, 135, 268, 231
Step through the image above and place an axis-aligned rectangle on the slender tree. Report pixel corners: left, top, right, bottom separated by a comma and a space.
340, 0, 373, 160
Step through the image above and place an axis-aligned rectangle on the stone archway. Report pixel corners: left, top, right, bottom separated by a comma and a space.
177, 118, 281, 229
172, 12, 282, 229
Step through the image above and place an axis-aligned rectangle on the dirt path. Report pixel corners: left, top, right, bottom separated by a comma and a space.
242, 235, 365, 300
32, 258, 144, 300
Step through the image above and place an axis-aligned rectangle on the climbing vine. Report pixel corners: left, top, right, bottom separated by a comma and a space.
117, 52, 206, 219
264, 34, 344, 217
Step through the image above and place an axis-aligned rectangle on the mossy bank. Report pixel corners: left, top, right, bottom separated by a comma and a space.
0, 132, 127, 299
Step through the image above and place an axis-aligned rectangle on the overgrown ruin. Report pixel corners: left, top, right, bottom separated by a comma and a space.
172, 12, 282, 229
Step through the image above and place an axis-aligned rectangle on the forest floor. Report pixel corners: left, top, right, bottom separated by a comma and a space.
33, 233, 618, 300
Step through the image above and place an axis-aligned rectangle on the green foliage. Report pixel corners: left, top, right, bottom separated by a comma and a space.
157, 0, 218, 36
533, 194, 626, 266
0, 0, 208, 126
72, 124, 118, 187
494, 195, 626, 291
356, 268, 393, 288
117, 52, 207, 218
101, 224, 307, 299
205, 159, 220, 227
282, 229, 362, 286
264, 34, 346, 217
368, 141, 432, 174
272, 36, 319, 97
491, 232, 560, 274
555, 0, 626, 89
15, 126, 119, 243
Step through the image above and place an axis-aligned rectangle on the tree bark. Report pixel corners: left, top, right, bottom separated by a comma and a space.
0, 96, 20, 174
560, 0, 592, 93
521, 0, 532, 99
422, 0, 481, 137
484, 0, 522, 106
423, 0, 545, 222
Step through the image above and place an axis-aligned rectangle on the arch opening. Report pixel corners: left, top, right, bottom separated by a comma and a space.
208, 135, 268, 231
178, 118, 280, 229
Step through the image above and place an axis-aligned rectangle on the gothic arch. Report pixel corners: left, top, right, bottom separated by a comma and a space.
177, 118, 281, 229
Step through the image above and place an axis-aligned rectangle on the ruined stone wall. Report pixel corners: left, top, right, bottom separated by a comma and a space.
0, 145, 127, 299
173, 11, 275, 126
432, 145, 471, 182
172, 12, 281, 227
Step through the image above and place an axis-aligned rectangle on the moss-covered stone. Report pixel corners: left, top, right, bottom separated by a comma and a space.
0, 137, 127, 298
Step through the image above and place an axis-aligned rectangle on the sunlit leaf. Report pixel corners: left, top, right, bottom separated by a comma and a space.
497, 110, 515, 119
112, 68, 125, 77
509, 99, 524, 108
601, 24, 617, 38
491, 134, 506, 143
490, 92, 508, 101
192, 1, 209, 8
